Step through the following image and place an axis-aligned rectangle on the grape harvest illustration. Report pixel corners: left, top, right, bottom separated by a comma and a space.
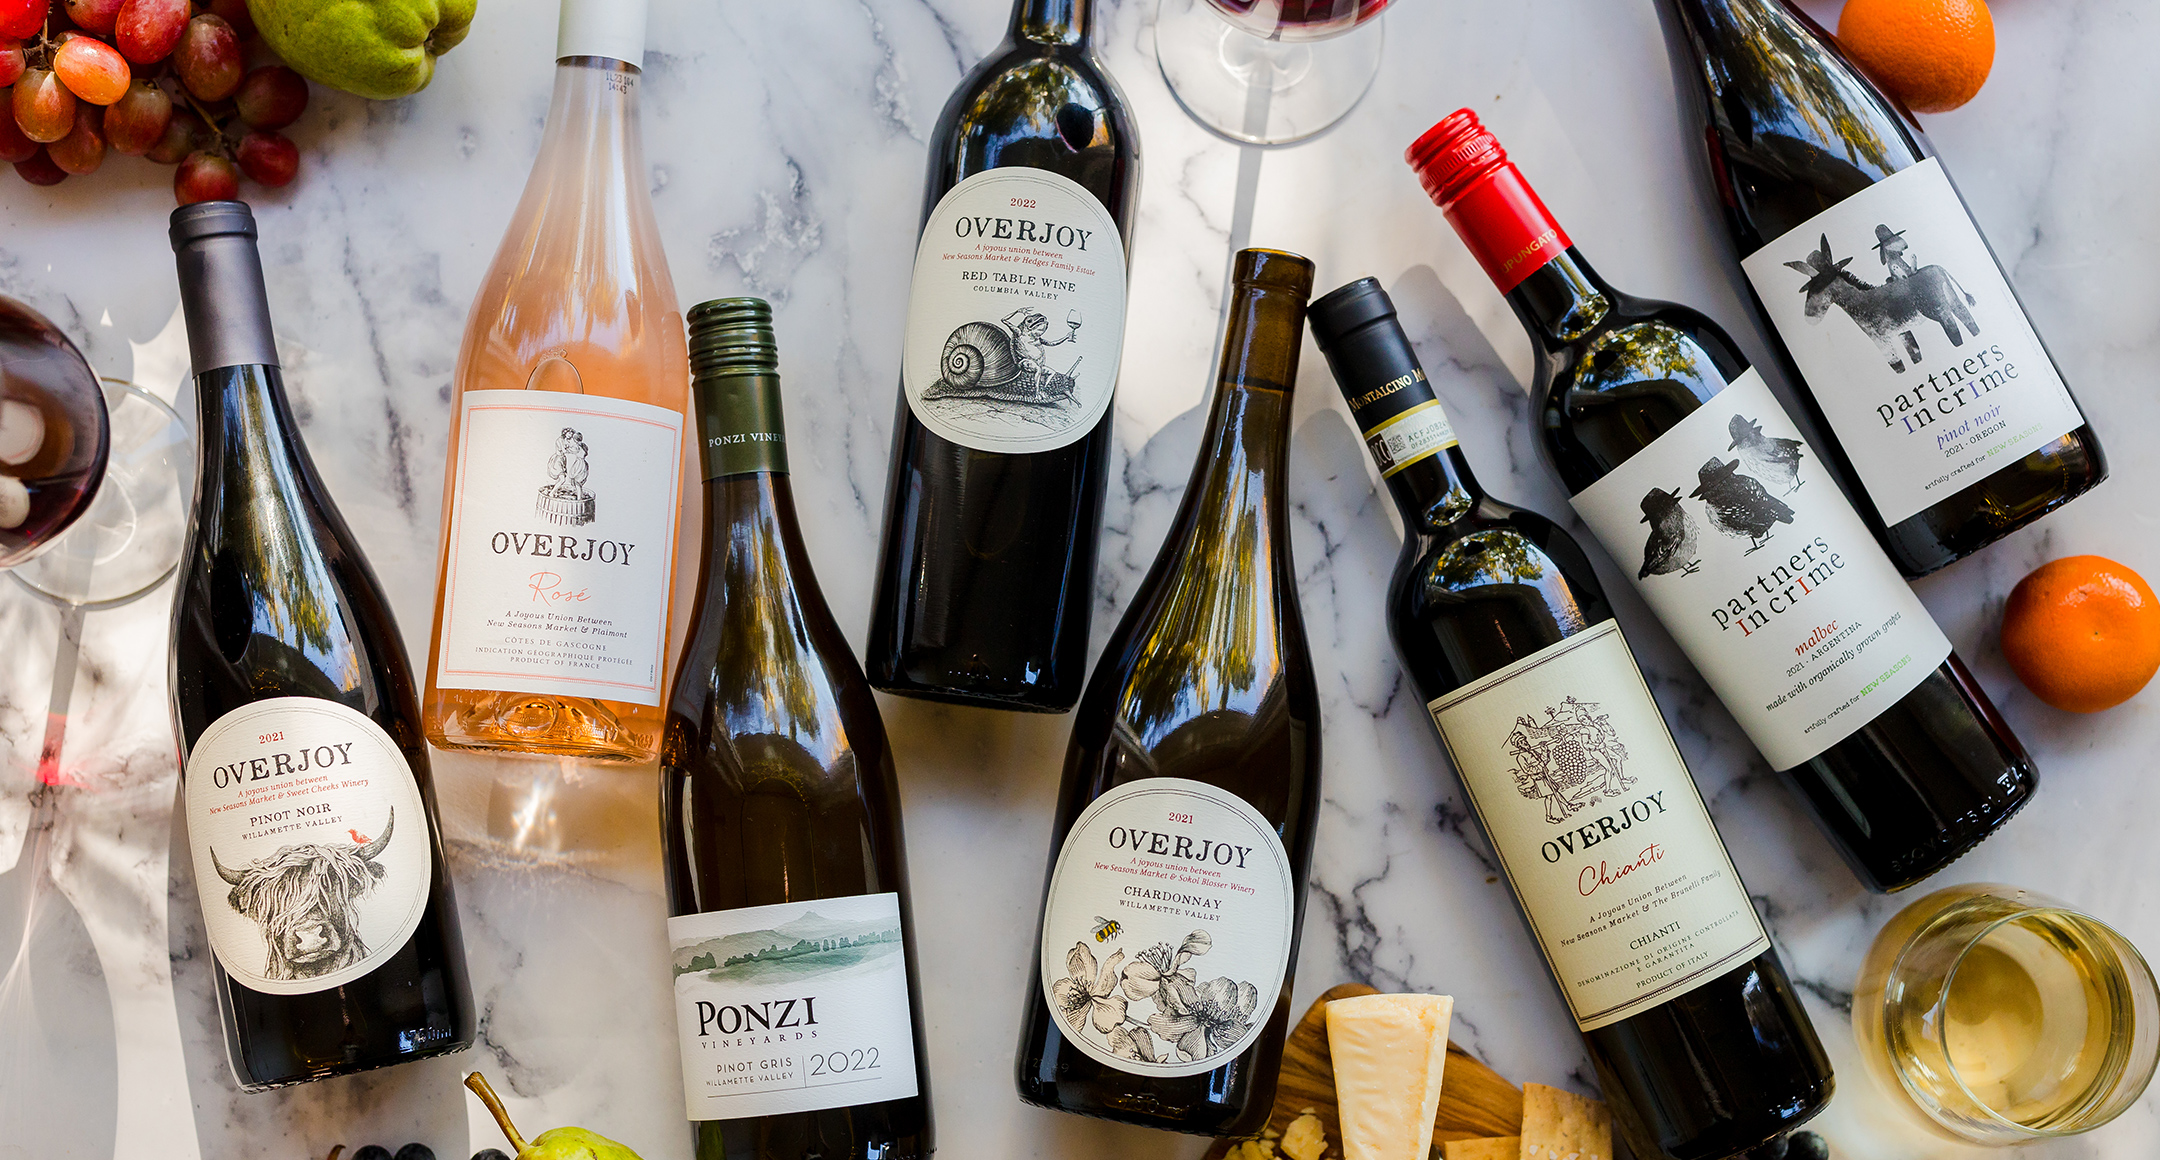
535, 427, 595, 527
1505, 699, 1634, 823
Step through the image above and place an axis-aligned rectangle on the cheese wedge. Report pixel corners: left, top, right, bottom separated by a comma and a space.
1521, 1083, 1612, 1160
1442, 1137, 1521, 1160
1325, 993, 1455, 1160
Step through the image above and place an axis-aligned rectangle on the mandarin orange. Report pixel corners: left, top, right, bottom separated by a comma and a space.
1837, 0, 1996, 114
2000, 556, 2160, 713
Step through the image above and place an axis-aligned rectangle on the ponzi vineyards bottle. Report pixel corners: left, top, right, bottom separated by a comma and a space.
1405, 110, 2036, 893
1656, 0, 2104, 577
663, 300, 933, 1159
422, 0, 689, 760
1016, 249, 1320, 1136
867, 0, 1139, 712
1307, 277, 1831, 1160
169, 201, 474, 1090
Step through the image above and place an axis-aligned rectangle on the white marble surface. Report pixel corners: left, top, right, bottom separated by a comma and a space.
3, 0, 2158, 1158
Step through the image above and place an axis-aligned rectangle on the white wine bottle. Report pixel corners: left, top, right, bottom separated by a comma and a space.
423, 0, 689, 761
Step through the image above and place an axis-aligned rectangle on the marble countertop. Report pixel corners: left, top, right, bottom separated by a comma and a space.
4, 0, 2157, 1157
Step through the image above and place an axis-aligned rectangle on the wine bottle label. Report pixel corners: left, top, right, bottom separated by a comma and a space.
1570, 368, 1951, 769
1426, 621, 1770, 1031
1740, 158, 2087, 527
1344, 364, 1459, 477
901, 167, 1127, 454
668, 893, 921, 1120
182, 697, 433, 997
435, 387, 684, 707
1037, 777, 1296, 1078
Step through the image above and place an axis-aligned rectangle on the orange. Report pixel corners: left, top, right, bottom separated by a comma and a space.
1837, 0, 1996, 114
2000, 556, 2160, 713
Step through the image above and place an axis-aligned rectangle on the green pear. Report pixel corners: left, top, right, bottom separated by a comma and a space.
464, 1072, 646, 1160
245, 0, 477, 100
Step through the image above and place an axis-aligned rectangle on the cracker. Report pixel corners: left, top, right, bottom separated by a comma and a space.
1441, 1136, 1521, 1160
1520, 1084, 1612, 1160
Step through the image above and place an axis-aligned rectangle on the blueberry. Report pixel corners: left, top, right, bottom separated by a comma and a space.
471, 1152, 511, 1160
393, 1147, 436, 1160
1790, 1131, 1830, 1160
352, 1148, 392, 1160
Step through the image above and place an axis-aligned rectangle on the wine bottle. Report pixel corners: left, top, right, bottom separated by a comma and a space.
1404, 110, 2036, 893
168, 201, 475, 1090
1307, 277, 1832, 1160
1656, 0, 2105, 577
866, 0, 1139, 712
422, 0, 689, 760
1015, 249, 1320, 1136
662, 300, 933, 1158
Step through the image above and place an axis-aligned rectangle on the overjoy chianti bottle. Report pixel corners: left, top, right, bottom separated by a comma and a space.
1307, 277, 1831, 1160
422, 0, 689, 760
1016, 249, 1321, 1136
866, 0, 1140, 712
662, 300, 933, 1159
169, 201, 474, 1089
1405, 110, 2036, 893
1657, 0, 2104, 577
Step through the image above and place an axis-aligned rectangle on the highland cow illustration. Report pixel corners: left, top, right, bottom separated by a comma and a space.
1785, 231, 1979, 373
922, 308, 1085, 410
1506, 698, 1632, 823
211, 809, 396, 981
1690, 456, 1794, 553
536, 427, 595, 526
1726, 413, 1805, 495
1637, 485, 1700, 580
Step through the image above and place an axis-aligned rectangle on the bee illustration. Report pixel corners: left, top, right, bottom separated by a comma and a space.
1091, 916, 1122, 943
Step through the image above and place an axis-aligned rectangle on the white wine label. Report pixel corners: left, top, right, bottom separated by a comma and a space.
1742, 158, 2086, 527
183, 698, 433, 997
1038, 777, 1295, 1078
1427, 621, 1770, 1031
1570, 368, 1950, 769
436, 387, 683, 707
669, 893, 920, 1121
901, 167, 1127, 454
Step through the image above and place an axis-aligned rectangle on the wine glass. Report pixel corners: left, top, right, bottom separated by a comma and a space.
1156, 0, 1390, 145
0, 296, 190, 607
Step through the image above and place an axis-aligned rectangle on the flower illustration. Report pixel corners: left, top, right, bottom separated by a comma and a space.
1119, 936, 1200, 1003
1146, 975, 1261, 1062
1051, 941, 1127, 1036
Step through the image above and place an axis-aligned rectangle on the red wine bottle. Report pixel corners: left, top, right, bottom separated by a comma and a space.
169, 201, 474, 1089
1402, 110, 2034, 893
866, 0, 1139, 712
1308, 278, 1830, 1160
1656, 0, 2104, 578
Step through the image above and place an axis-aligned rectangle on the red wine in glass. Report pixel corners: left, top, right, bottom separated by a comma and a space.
0, 297, 109, 569
1208, 0, 1389, 41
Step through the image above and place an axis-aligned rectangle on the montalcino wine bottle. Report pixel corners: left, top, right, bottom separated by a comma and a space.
866, 0, 1139, 712
169, 201, 475, 1090
1656, 0, 2105, 577
422, 0, 689, 760
1016, 249, 1320, 1136
1307, 278, 1831, 1160
662, 300, 933, 1159
1405, 110, 2037, 893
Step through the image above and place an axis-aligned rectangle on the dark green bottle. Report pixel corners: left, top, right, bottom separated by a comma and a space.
662, 299, 934, 1160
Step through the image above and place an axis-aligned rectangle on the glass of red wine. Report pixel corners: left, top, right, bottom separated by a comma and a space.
1, 296, 190, 607
1156, 0, 1390, 145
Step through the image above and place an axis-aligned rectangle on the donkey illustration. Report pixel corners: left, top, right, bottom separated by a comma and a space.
1785, 233, 1978, 374
212, 809, 395, 981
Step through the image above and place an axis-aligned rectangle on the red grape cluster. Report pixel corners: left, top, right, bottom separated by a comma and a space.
0, 0, 308, 202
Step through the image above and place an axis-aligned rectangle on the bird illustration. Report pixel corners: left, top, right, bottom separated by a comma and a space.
348, 828, 372, 845
1690, 456, 1794, 553
1637, 486, 1700, 580
1726, 413, 1805, 495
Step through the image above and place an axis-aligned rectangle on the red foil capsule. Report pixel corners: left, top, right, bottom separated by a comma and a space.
1406, 109, 1571, 293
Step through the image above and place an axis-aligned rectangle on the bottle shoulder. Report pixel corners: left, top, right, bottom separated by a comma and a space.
925, 42, 1139, 218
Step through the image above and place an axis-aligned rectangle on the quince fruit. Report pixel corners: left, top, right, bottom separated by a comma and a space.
246, 0, 476, 100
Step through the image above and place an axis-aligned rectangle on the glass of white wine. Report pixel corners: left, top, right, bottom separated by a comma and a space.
1854, 883, 2160, 1145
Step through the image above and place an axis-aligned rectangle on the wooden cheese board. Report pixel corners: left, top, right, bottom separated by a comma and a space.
1203, 982, 1526, 1160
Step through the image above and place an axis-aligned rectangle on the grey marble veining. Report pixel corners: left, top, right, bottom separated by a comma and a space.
3, 0, 2158, 1157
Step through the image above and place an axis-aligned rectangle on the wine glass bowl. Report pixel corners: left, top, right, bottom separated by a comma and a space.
1207, 0, 1389, 41
1157, 0, 1389, 145
0, 296, 111, 570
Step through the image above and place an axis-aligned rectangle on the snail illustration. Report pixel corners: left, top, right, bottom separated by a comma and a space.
939, 320, 1025, 393
929, 309, 1084, 403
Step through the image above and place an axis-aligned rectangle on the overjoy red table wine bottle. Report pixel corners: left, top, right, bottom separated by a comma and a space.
1016, 250, 1321, 1136
662, 300, 934, 1159
1402, 110, 2038, 894
1307, 278, 1831, 1160
1656, 0, 2104, 577
168, 201, 474, 1090
866, 0, 1139, 712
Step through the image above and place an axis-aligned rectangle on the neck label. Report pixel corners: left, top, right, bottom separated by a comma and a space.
695, 373, 788, 479
1343, 363, 1458, 477
1427, 621, 1769, 1031
1445, 166, 1571, 294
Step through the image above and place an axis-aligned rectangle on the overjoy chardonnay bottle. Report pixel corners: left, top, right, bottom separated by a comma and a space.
169, 201, 475, 1090
663, 300, 933, 1159
1404, 110, 2035, 893
1657, 0, 2105, 577
1016, 250, 1320, 1136
422, 0, 689, 760
1307, 277, 1832, 1160
866, 0, 1140, 712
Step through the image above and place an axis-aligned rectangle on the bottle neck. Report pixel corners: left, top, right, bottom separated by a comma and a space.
1012, 0, 1089, 46
1503, 248, 1614, 347
524, 56, 649, 240
1180, 277, 1304, 540
1434, 160, 1614, 345
1311, 304, 1484, 532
